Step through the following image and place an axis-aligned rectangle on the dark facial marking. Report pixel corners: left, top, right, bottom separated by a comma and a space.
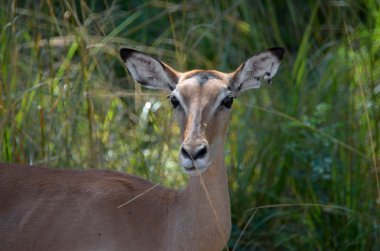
184, 71, 221, 85
197, 73, 213, 85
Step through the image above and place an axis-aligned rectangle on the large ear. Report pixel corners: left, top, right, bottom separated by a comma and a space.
120, 48, 179, 91
230, 47, 284, 93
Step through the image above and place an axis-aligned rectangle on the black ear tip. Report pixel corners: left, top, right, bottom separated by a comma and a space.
120, 48, 134, 61
268, 47, 285, 60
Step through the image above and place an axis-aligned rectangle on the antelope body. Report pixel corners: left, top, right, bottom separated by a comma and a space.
0, 47, 283, 251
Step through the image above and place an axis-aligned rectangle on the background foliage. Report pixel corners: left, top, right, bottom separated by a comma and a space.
1, 0, 379, 250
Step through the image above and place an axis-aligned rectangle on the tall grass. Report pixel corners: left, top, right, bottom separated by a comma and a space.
1, 0, 379, 249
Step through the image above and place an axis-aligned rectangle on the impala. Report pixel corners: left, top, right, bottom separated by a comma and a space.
0, 47, 284, 251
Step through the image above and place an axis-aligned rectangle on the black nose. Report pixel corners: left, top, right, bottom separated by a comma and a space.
194, 145, 207, 159
181, 144, 208, 160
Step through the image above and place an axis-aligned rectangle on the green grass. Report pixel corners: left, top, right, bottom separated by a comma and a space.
1, 0, 379, 250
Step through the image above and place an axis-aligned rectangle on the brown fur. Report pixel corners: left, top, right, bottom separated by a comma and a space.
0, 73, 232, 251
0, 47, 283, 251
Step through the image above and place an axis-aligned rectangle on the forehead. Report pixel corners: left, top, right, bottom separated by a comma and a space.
176, 70, 230, 97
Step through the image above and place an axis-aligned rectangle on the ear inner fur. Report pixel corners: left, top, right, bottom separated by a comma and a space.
229, 48, 284, 93
120, 48, 179, 90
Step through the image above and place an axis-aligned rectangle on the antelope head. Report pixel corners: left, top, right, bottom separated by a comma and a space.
120, 47, 284, 176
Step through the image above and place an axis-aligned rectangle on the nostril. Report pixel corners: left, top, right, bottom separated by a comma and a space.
194, 145, 207, 160
181, 147, 191, 160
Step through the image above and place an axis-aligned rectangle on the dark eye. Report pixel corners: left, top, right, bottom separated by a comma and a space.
221, 96, 234, 109
170, 95, 180, 108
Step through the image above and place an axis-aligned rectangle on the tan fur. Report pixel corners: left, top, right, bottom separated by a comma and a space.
0, 73, 233, 251
0, 47, 283, 251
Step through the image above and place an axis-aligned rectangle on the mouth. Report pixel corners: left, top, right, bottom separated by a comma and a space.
184, 166, 196, 171
182, 165, 208, 176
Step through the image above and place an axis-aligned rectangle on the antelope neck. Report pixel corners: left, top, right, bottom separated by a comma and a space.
173, 140, 231, 249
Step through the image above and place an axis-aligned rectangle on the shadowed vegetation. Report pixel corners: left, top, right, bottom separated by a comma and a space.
1, 0, 379, 250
